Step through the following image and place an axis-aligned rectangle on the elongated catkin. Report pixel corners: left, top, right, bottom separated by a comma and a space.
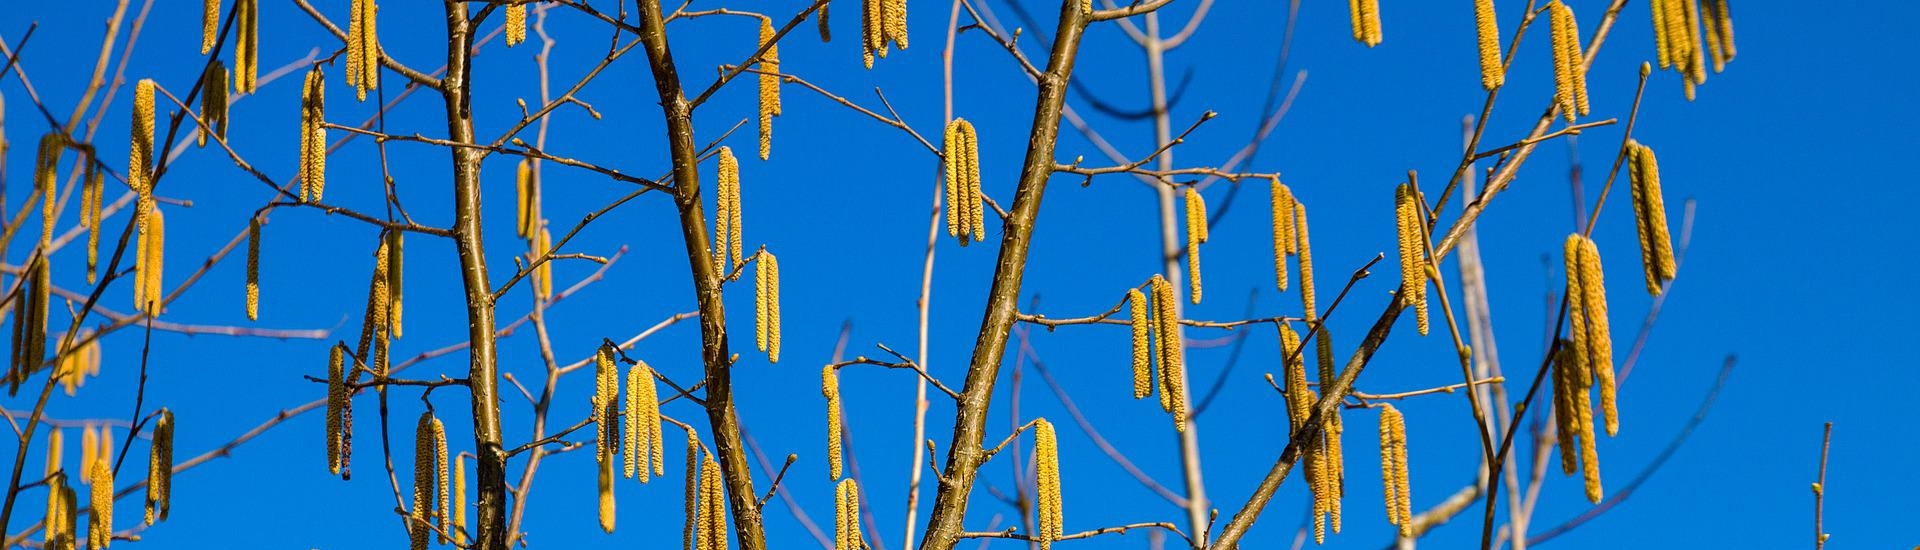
1306, 388, 1327, 543
685, 431, 700, 550
1295, 201, 1335, 384
1393, 184, 1428, 335
85, 163, 104, 284
235, 0, 258, 93
144, 409, 173, 525
452, 459, 467, 545
516, 159, 537, 239
246, 217, 260, 321
203, 0, 219, 53
702, 453, 726, 550
1548, 1, 1582, 121
1127, 288, 1151, 399
45, 428, 63, 479
599, 445, 616, 533
299, 67, 326, 201
1651, 0, 1672, 69
1183, 186, 1207, 304
327, 344, 347, 475
1572, 237, 1617, 436
1152, 276, 1187, 432
531, 227, 554, 302
1379, 404, 1410, 538
625, 362, 655, 481
89, 455, 112, 549
754, 252, 782, 362
1702, 0, 1735, 71
860, 0, 885, 67
884, 0, 908, 50
944, 119, 981, 244
1280, 324, 1309, 432
198, 62, 229, 148
505, 4, 527, 46
1626, 142, 1676, 295
824, 365, 843, 480
759, 18, 781, 160
714, 148, 743, 271
386, 231, 403, 339
138, 208, 166, 317
595, 344, 618, 467
78, 425, 96, 485
130, 80, 154, 200
1350, 0, 1382, 46
1474, 0, 1503, 90
1035, 419, 1064, 550
1270, 178, 1295, 291
410, 413, 438, 550
835, 479, 855, 550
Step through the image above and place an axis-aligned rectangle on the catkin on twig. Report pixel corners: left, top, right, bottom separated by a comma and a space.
452, 458, 467, 545
88, 454, 112, 550
531, 227, 554, 302
1548, 1, 1587, 121
202, 0, 220, 54
1474, 0, 1503, 90
246, 217, 260, 321
327, 344, 347, 475
1626, 141, 1676, 295
1701, 0, 1735, 72
836, 478, 865, 550
595, 344, 619, 467
137, 208, 166, 317
410, 413, 442, 550
84, 161, 104, 285
345, 0, 380, 101
684, 431, 700, 550
1150, 275, 1187, 432
758, 18, 782, 160
943, 119, 982, 244
1269, 178, 1295, 292
45, 428, 63, 479
144, 409, 173, 525
516, 159, 538, 239
78, 425, 96, 486
505, 4, 527, 47
1294, 201, 1335, 385
756, 252, 782, 362
1127, 288, 1151, 400
625, 362, 659, 481
130, 80, 154, 202
1035, 419, 1064, 550
1379, 404, 1411, 538
824, 365, 843, 481
234, 0, 259, 93
386, 231, 403, 338
1183, 186, 1207, 304
299, 67, 326, 201
198, 62, 229, 149
714, 148, 744, 271
1393, 184, 1428, 335
1572, 237, 1617, 436
599, 445, 616, 533
1349, 0, 1382, 46
701, 453, 726, 550
1550, 341, 1580, 475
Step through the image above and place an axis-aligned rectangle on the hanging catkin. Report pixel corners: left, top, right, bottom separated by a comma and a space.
860, 0, 880, 68
327, 344, 348, 476
36, 135, 62, 246
1269, 177, 1295, 292
365, 240, 392, 380
299, 67, 326, 202
943, 119, 981, 244
1572, 237, 1617, 436
684, 431, 700, 550
1349, 0, 1382, 46
1151, 275, 1187, 432
1548, 1, 1588, 121
594, 345, 618, 468
1306, 388, 1328, 543
79, 426, 96, 486
137, 208, 166, 317
531, 227, 554, 301
385, 231, 403, 338
701, 453, 726, 550
202, 0, 219, 54
452, 458, 467, 546
1295, 201, 1334, 385
884, 0, 908, 50
834, 479, 854, 550
823, 365, 843, 480
713, 148, 743, 271
12, 259, 50, 397
598, 444, 616, 533
410, 413, 442, 550
1393, 184, 1428, 336
130, 80, 154, 202
758, 18, 781, 161
199, 62, 229, 148
1378, 404, 1411, 538
1626, 141, 1676, 295
88, 453, 112, 550
44, 473, 66, 549
1280, 324, 1309, 432
756, 251, 782, 362
1474, 0, 1503, 90
1550, 341, 1580, 475
245, 217, 260, 320
627, 362, 661, 482
1127, 288, 1151, 400
235, 0, 258, 93
345, 0, 379, 101
45, 428, 63, 478
1035, 419, 1063, 550
505, 4, 527, 46
84, 164, 103, 285
1183, 186, 1207, 304
1702, 0, 1735, 72
515, 159, 538, 239
1680, 0, 1705, 96
144, 409, 173, 525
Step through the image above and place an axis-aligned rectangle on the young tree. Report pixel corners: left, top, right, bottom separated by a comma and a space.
0, 0, 1742, 548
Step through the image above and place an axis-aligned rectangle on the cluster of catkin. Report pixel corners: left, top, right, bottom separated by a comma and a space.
9, 257, 49, 396
41, 439, 78, 550
1651, 0, 1734, 99
593, 345, 621, 532
1626, 141, 1676, 294
860, 0, 908, 68
625, 359, 666, 482
1348, 0, 1382, 47
35, 134, 65, 246
520, 157, 553, 301
1556, 234, 1616, 503
41, 133, 106, 285
693, 451, 729, 550
298, 67, 327, 202
1127, 276, 1188, 432
713, 147, 746, 273
1378, 404, 1412, 538
1279, 325, 1343, 543
1271, 180, 1336, 390
52, 424, 117, 550
833, 478, 864, 550
758, 18, 782, 161
232, 0, 260, 93
1183, 187, 1208, 304
1034, 419, 1065, 550
197, 61, 230, 148
1547, 1, 1591, 122
505, 3, 528, 46
353, 236, 400, 383
1393, 183, 1429, 336
943, 119, 983, 245
756, 251, 783, 363
54, 335, 100, 397
145, 409, 175, 526
410, 413, 450, 550
131, 207, 166, 318
343, 0, 381, 101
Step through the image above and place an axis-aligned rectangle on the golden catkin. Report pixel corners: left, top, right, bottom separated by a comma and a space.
1548, 1, 1580, 121
1573, 237, 1618, 436
299, 67, 326, 202
943, 119, 981, 244
965, 123, 982, 243
823, 365, 843, 480
130, 80, 154, 199
1650, 0, 1672, 69
1569, 348, 1603, 503
532, 227, 554, 301
1306, 388, 1326, 543
452, 459, 467, 545
1393, 184, 1428, 336
701, 453, 726, 550
1035, 419, 1064, 550
505, 4, 527, 47
1702, 0, 1734, 71
366, 241, 393, 379
88, 457, 112, 550
44, 474, 65, 549
235, 0, 258, 93
1280, 324, 1309, 432
144, 409, 173, 525
1295, 201, 1334, 384
85, 165, 104, 285
1559, 238, 1593, 449
595, 345, 618, 468
327, 344, 347, 475
1550, 342, 1579, 475
410, 413, 437, 550
1474, 0, 1503, 90
245, 218, 260, 321
1627, 142, 1676, 295
758, 18, 781, 160
1151, 276, 1187, 432
515, 159, 537, 239
1327, 406, 1345, 534
138, 208, 167, 317
756, 252, 783, 362
202, 0, 219, 53
1680, 0, 1705, 90
346, 0, 380, 101
385, 231, 403, 338
884, 0, 908, 50
714, 148, 743, 272
36, 135, 62, 246
80, 427, 96, 486
861, 0, 882, 68
46, 428, 63, 478
684, 431, 700, 550
1127, 289, 1151, 400
624, 363, 648, 480
834, 479, 853, 550
598, 447, 616, 533
1349, 0, 1382, 47
1269, 178, 1295, 292
346, 0, 363, 93
1183, 186, 1206, 304
1378, 404, 1411, 538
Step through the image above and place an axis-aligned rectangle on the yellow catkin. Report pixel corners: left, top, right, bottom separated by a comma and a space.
599, 446, 616, 533
351, 0, 379, 101
386, 231, 403, 339
1703, 0, 1734, 71
83, 161, 103, 284
1183, 187, 1206, 304
327, 344, 346, 475
299, 67, 326, 202
1270, 178, 1295, 292
1379, 404, 1411, 538
1035, 419, 1064, 550
1548, 2, 1578, 121
1127, 288, 1151, 400
684, 431, 700, 550
505, 4, 527, 46
861, 0, 881, 68
1570, 348, 1603, 503
1280, 325, 1309, 432
130, 80, 154, 200
885, 0, 908, 50
1474, 0, 1503, 90
944, 119, 981, 244
1550, 341, 1580, 475
36, 134, 61, 246
1627, 142, 1676, 294
1559, 238, 1593, 449
964, 124, 981, 244
532, 227, 554, 302
1573, 237, 1618, 436
452, 459, 467, 546
759, 18, 781, 161
1152, 276, 1187, 432
202, 0, 219, 53
79, 426, 96, 486
1350, 0, 1382, 46
516, 159, 537, 239
234, 0, 258, 93
1327, 406, 1345, 534
144, 409, 173, 525
139, 208, 166, 317
1295, 201, 1334, 385
1566, 4, 1589, 116
367, 241, 392, 379
714, 148, 743, 272
44, 474, 65, 548
1650, 0, 1672, 69
93, 426, 111, 483
1306, 388, 1327, 544
45, 428, 64, 480
88, 457, 112, 550
701, 453, 726, 550
245, 217, 260, 321
1680, 0, 1705, 90
346, 0, 363, 92
595, 345, 618, 468
834, 478, 851, 550
624, 363, 644, 480
824, 366, 843, 480
756, 252, 782, 362
1394, 184, 1428, 336
410, 413, 436, 550
23, 260, 50, 390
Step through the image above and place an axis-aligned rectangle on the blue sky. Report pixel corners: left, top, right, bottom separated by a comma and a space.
4, 1, 1914, 548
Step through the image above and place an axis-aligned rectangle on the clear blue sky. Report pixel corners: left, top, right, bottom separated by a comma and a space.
4, 1, 1913, 548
